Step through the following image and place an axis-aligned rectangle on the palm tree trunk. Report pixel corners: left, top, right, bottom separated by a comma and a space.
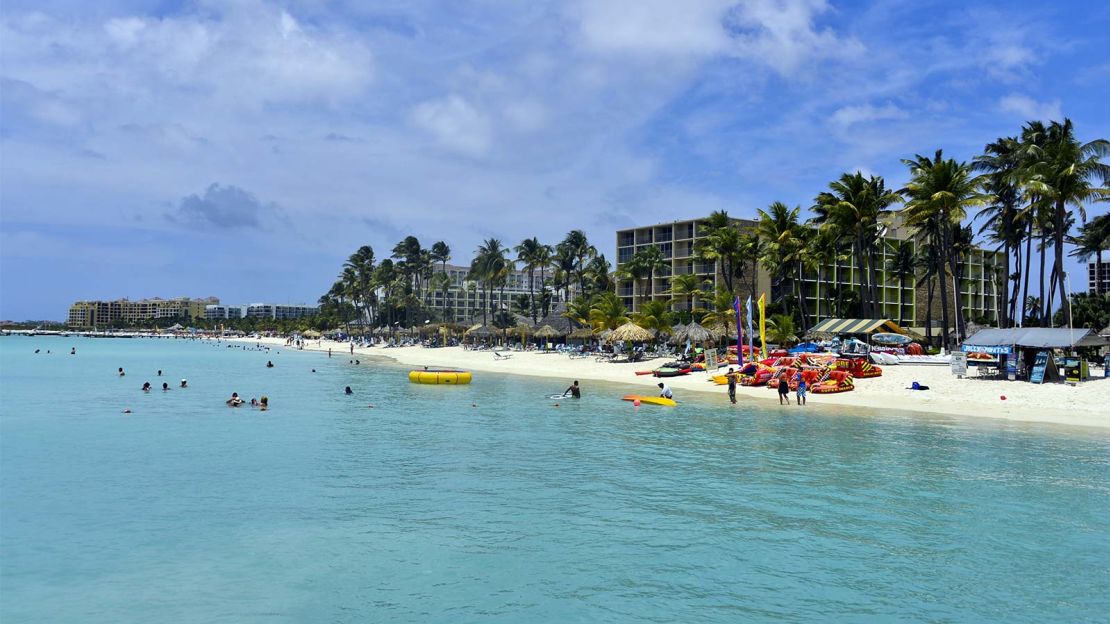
898, 276, 906, 325
937, 236, 950, 347
1038, 230, 1048, 322
1054, 200, 1069, 327
1020, 222, 1032, 325
796, 262, 808, 335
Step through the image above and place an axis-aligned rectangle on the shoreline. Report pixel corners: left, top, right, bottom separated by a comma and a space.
231, 336, 1110, 431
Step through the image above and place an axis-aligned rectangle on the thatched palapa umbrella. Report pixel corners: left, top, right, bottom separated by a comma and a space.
682, 322, 712, 344
535, 325, 563, 339
608, 322, 653, 343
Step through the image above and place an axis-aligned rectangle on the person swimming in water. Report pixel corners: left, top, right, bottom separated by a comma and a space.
157, 370, 162, 376
180, 379, 188, 388
345, 386, 353, 395
142, 382, 152, 392
259, 396, 269, 411
118, 367, 125, 376
226, 392, 243, 407
162, 382, 170, 391
266, 361, 274, 368
563, 380, 581, 398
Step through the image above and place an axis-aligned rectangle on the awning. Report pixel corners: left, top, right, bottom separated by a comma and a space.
809, 318, 910, 335
963, 327, 1101, 349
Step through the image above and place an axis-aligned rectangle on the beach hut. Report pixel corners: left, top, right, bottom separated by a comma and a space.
682, 322, 713, 344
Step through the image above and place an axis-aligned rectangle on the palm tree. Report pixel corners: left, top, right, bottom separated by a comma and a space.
1027, 119, 1110, 325
901, 150, 990, 344
632, 299, 670, 335
585, 254, 614, 295
631, 245, 666, 306
813, 172, 901, 317
557, 230, 597, 297
668, 273, 708, 314
1071, 213, 1110, 296
533, 242, 555, 317
515, 237, 551, 323
468, 238, 508, 326
589, 293, 629, 331
974, 136, 1024, 327
764, 314, 798, 346
562, 296, 594, 329
700, 286, 737, 340
756, 201, 803, 317
886, 242, 915, 326
740, 232, 765, 298
343, 245, 376, 326
693, 210, 746, 293
806, 226, 847, 322
552, 244, 577, 303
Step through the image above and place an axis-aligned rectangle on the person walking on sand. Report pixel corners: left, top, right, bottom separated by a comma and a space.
777, 371, 791, 405
725, 367, 738, 404
563, 380, 581, 398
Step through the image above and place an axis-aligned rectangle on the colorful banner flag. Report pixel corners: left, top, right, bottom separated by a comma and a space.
746, 295, 753, 361
733, 295, 743, 367
758, 293, 767, 359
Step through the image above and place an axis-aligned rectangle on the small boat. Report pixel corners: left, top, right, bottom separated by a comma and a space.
652, 367, 690, 377
622, 394, 677, 407
408, 369, 472, 384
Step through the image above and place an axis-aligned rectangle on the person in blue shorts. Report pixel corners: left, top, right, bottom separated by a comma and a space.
794, 370, 807, 406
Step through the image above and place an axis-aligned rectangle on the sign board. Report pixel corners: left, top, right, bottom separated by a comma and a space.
1006, 358, 1017, 381
950, 352, 967, 377
962, 344, 1013, 355
1030, 351, 1050, 384
705, 349, 718, 372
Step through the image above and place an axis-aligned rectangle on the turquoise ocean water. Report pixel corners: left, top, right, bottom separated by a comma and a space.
1, 337, 1108, 622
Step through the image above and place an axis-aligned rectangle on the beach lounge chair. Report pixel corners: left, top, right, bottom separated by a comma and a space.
493, 351, 513, 360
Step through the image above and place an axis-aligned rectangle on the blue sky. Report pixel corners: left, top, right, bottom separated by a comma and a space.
1, 0, 1108, 320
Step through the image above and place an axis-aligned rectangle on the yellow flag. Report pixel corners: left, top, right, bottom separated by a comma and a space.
758, 293, 767, 358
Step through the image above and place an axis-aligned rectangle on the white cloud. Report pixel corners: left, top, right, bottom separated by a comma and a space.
998, 94, 1062, 121
3, 4, 373, 110
568, 0, 861, 75
411, 94, 493, 156
729, 0, 864, 74
571, 0, 735, 57
829, 102, 907, 127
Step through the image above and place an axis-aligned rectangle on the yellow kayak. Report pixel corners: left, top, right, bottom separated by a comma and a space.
622, 394, 677, 407
408, 370, 472, 385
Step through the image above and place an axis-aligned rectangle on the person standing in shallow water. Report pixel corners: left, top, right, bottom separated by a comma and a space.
777, 371, 791, 405
563, 380, 581, 398
725, 367, 738, 404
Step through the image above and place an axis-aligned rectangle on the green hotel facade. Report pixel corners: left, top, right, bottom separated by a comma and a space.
614, 214, 1005, 334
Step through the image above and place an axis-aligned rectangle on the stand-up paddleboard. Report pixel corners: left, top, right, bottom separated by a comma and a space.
622, 394, 677, 407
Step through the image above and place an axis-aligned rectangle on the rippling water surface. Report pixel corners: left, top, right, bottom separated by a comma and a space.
1, 337, 1108, 622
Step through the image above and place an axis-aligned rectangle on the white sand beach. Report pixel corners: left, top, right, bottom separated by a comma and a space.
234, 337, 1110, 430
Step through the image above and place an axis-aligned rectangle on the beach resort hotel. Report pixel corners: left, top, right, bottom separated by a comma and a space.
417, 263, 564, 324
615, 212, 1005, 335
65, 297, 319, 327
66, 296, 219, 328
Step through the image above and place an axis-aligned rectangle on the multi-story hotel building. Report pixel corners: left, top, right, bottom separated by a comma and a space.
615, 213, 1005, 330
421, 263, 561, 324
67, 297, 219, 328
1088, 258, 1110, 294
204, 303, 319, 321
